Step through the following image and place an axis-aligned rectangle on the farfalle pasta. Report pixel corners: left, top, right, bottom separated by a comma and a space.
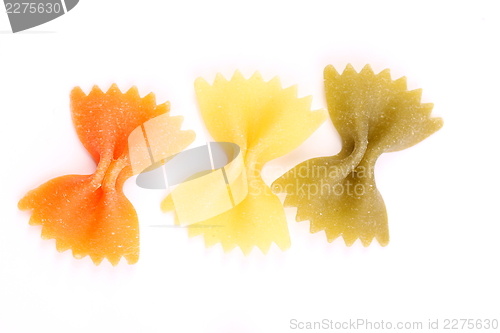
272, 64, 443, 246
161, 71, 327, 254
18, 84, 195, 265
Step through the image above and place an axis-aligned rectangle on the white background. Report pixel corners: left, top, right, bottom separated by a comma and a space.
1, 1, 499, 332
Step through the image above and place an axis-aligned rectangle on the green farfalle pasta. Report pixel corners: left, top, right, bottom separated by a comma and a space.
272, 64, 443, 246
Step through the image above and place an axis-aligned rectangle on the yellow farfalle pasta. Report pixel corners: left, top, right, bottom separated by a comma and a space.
162, 71, 327, 254
272, 64, 443, 246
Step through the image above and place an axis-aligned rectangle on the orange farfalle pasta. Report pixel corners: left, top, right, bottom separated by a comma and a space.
18, 84, 195, 265
161, 71, 327, 254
